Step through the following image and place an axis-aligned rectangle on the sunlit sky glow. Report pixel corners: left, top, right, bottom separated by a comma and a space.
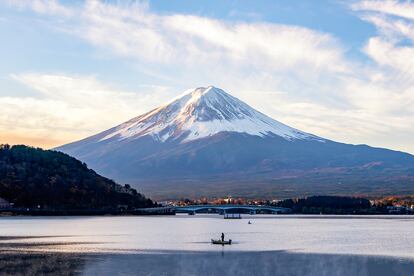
0, 0, 414, 154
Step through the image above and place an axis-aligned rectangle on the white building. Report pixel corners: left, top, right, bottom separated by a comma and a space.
0, 197, 11, 208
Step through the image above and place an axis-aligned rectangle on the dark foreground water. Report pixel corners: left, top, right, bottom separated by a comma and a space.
1, 251, 414, 276
1, 215, 414, 275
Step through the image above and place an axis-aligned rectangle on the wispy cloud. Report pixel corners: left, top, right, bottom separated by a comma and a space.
351, 0, 414, 111
2, 0, 414, 153
352, 0, 414, 20
68, 0, 347, 78
1, 73, 171, 148
5, 0, 73, 17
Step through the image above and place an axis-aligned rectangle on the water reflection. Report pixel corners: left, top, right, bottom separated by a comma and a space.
1, 215, 414, 256
1, 215, 414, 275
83, 251, 414, 276
1, 250, 413, 276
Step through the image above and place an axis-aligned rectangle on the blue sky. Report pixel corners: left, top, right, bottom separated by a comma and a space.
151, 0, 375, 43
1, 0, 414, 154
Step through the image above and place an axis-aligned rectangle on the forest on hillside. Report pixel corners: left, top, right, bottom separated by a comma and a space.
0, 144, 155, 210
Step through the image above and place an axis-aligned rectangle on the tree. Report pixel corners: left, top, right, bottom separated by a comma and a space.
0, 144, 155, 210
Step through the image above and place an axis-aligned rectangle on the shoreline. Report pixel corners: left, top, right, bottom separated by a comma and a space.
0, 207, 175, 216
2, 212, 414, 217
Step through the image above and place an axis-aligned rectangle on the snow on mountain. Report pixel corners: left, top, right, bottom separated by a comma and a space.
100, 86, 323, 143
56, 85, 414, 200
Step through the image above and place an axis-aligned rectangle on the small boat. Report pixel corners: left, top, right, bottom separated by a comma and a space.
211, 239, 232, 245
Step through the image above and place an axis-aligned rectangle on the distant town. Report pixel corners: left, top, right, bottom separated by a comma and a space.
161, 195, 414, 215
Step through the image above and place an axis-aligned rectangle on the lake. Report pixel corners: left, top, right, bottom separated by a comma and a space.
1, 214, 414, 275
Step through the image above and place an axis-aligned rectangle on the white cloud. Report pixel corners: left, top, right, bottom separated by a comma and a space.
10, 74, 134, 110
352, 0, 414, 20
70, 0, 347, 79
351, 1, 414, 99
1, 73, 172, 148
5, 0, 73, 17
65, 0, 354, 112
2, 0, 414, 153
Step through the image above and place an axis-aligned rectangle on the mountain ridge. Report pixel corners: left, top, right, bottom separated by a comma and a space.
96, 86, 323, 143
56, 86, 414, 200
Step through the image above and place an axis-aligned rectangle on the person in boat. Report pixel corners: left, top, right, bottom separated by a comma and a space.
221, 233, 225, 242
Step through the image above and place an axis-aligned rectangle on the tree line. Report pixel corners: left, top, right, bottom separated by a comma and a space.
272, 195, 374, 214
0, 144, 155, 210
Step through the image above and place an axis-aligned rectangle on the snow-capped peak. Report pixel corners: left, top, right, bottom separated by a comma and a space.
100, 86, 323, 143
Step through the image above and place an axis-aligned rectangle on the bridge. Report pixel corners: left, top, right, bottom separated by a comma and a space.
174, 205, 291, 215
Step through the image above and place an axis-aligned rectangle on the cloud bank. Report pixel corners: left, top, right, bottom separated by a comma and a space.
2, 0, 414, 153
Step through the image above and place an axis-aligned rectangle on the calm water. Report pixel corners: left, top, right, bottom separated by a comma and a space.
1, 214, 414, 275
1, 214, 414, 256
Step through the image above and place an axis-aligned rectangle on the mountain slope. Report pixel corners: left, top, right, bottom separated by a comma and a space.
0, 144, 154, 209
78, 86, 323, 143
57, 86, 414, 200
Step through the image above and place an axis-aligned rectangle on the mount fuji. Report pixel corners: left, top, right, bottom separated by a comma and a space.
57, 86, 414, 200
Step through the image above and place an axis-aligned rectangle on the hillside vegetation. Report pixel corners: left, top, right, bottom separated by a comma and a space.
0, 144, 154, 210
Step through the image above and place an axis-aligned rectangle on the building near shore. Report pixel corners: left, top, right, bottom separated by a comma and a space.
0, 197, 11, 208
